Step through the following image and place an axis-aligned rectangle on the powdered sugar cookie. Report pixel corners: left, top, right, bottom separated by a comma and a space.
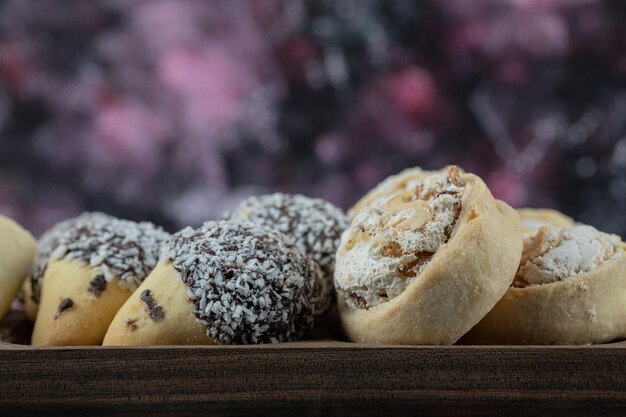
464, 223, 626, 345
334, 166, 523, 344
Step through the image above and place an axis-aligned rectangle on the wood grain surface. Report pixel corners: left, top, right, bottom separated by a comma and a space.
1, 313, 625, 416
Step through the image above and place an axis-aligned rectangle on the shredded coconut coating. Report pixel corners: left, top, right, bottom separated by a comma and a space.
335, 167, 465, 309
161, 220, 327, 344
514, 225, 622, 287
226, 193, 349, 283
31, 212, 170, 301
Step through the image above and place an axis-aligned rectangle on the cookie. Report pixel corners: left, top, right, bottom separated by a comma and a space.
31, 213, 169, 346
464, 220, 626, 345
104, 221, 327, 345
227, 193, 348, 284
24, 213, 92, 321
334, 166, 523, 344
0, 215, 36, 319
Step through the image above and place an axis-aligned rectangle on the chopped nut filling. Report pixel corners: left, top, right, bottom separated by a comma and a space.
336, 167, 465, 309
514, 225, 622, 287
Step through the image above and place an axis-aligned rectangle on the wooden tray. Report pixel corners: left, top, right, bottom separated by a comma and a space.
1, 311, 625, 417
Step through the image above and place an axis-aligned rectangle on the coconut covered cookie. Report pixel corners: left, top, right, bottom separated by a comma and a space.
0, 215, 36, 320
104, 221, 327, 345
31, 212, 170, 346
334, 166, 523, 345
464, 220, 626, 345
226, 193, 348, 288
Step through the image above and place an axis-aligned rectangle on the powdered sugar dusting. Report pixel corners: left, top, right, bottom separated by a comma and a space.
335, 167, 465, 309
31, 212, 170, 301
514, 225, 623, 287
161, 220, 327, 344
226, 193, 349, 282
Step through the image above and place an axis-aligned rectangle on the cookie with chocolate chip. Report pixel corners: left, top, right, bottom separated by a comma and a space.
31, 212, 170, 346
104, 220, 326, 345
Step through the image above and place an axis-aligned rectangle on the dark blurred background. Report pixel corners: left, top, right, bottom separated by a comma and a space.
0, 0, 625, 237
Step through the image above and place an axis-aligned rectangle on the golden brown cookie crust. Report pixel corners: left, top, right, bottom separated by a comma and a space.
31, 260, 132, 346
517, 208, 576, 233
336, 167, 523, 345
0, 215, 36, 319
21, 277, 38, 322
462, 246, 626, 345
103, 263, 214, 346
464, 208, 625, 345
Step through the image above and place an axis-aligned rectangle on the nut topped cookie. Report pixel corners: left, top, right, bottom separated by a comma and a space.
514, 225, 621, 288
464, 218, 626, 345
31, 212, 170, 346
104, 220, 327, 345
227, 193, 349, 286
334, 166, 523, 345
336, 167, 464, 309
